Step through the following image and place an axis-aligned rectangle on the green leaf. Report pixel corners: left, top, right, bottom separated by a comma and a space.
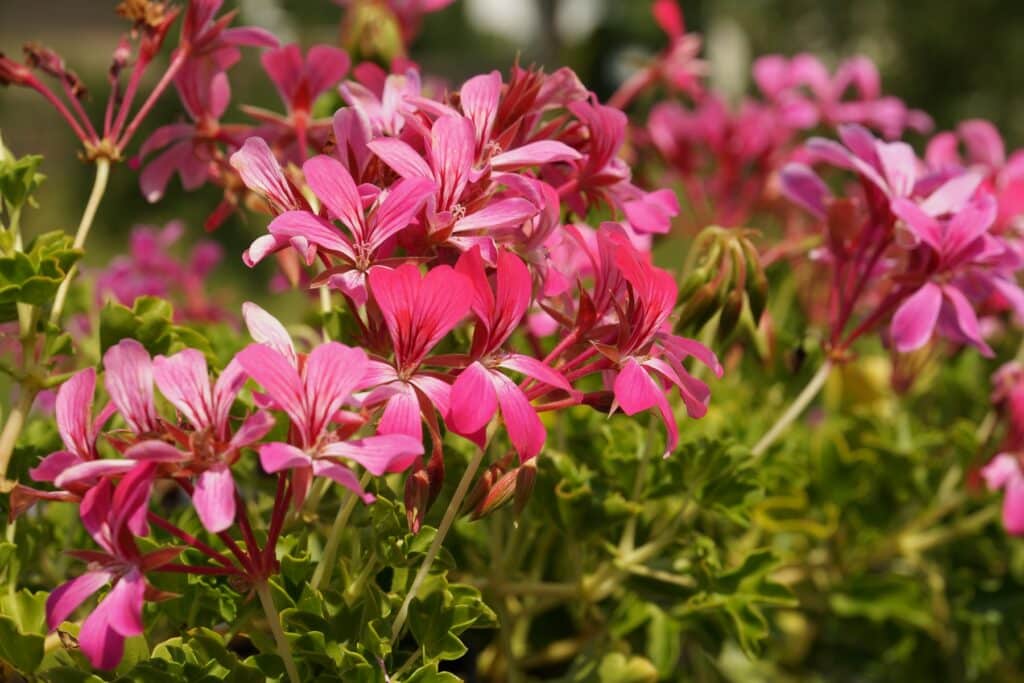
0, 139, 45, 211
0, 615, 44, 673
0, 231, 80, 315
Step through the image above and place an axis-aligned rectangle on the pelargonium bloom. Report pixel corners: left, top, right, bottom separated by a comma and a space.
981, 453, 1024, 535
237, 329, 424, 507
45, 465, 180, 670
448, 247, 577, 460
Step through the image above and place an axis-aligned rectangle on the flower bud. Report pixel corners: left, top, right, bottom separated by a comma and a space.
716, 289, 745, 342
739, 238, 768, 323
472, 468, 519, 519
513, 460, 537, 518
675, 281, 722, 334
403, 464, 431, 534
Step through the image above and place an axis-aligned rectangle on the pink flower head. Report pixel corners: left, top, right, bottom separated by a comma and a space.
151, 350, 274, 532
45, 465, 179, 670
230, 137, 305, 215
362, 264, 472, 443
889, 192, 1024, 355
238, 332, 423, 508
29, 369, 114, 485
596, 227, 722, 456
180, 0, 278, 65
104, 339, 160, 436
339, 65, 422, 138
262, 44, 350, 117
244, 153, 435, 304
982, 453, 1024, 535
448, 248, 577, 460
368, 114, 543, 249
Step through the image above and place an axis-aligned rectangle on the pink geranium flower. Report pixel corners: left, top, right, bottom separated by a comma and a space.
448, 248, 577, 460
46, 465, 180, 670
981, 453, 1024, 535
363, 264, 472, 445
237, 323, 423, 508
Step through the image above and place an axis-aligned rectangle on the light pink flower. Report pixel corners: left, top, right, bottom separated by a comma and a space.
982, 453, 1024, 535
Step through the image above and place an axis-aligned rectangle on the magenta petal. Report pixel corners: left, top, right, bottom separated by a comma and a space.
241, 302, 297, 365
490, 140, 581, 169
452, 198, 538, 234
124, 440, 187, 462
311, 459, 374, 503
779, 163, 830, 219
237, 344, 307, 429
258, 442, 311, 474
104, 570, 145, 637
229, 411, 276, 450
103, 339, 157, 435
613, 358, 661, 415
79, 601, 125, 670
890, 282, 942, 353
1003, 476, 1024, 535
193, 464, 236, 533
302, 342, 369, 437
55, 460, 136, 489
449, 362, 499, 435
942, 284, 994, 356
302, 155, 366, 235
982, 453, 1021, 490
499, 355, 573, 393
152, 349, 212, 431
30, 450, 81, 484
56, 368, 96, 460
491, 371, 546, 461
377, 384, 422, 440
267, 210, 356, 262
321, 434, 424, 475
47, 570, 113, 630
367, 137, 433, 180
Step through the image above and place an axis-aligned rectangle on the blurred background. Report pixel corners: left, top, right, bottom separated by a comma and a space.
2, 0, 1024, 298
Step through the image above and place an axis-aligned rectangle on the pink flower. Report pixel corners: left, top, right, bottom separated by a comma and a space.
243, 153, 435, 305
237, 332, 423, 508
448, 248, 577, 460
596, 227, 722, 456
45, 465, 179, 670
229, 137, 305, 215
151, 350, 274, 532
363, 264, 472, 444
262, 44, 350, 118
889, 193, 1024, 355
982, 453, 1024, 535
30, 369, 114, 485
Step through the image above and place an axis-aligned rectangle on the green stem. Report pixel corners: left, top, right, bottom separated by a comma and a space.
254, 581, 300, 683
751, 360, 833, 459
50, 157, 110, 326
0, 388, 36, 481
311, 472, 371, 591
391, 445, 487, 641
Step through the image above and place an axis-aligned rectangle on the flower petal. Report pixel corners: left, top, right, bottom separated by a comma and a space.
891, 282, 942, 353
321, 434, 424, 475
193, 464, 236, 533
448, 362, 499, 435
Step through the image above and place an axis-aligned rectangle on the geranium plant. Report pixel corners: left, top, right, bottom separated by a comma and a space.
1, 0, 1023, 680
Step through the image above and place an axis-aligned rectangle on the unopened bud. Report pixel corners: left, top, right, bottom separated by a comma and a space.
582, 390, 616, 413
403, 464, 431, 534
675, 281, 722, 334
513, 460, 537, 518
716, 290, 745, 342
472, 468, 518, 519
0, 54, 34, 87
739, 238, 768, 323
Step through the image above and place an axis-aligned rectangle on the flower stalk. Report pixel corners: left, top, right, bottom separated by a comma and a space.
751, 360, 833, 459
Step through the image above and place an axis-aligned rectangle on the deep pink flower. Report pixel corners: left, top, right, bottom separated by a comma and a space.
150, 350, 274, 532
448, 248, 576, 460
262, 44, 350, 118
237, 334, 423, 507
243, 153, 435, 304
889, 193, 1024, 355
982, 453, 1024, 535
363, 264, 472, 443
339, 65, 421, 138
45, 465, 179, 670
229, 137, 305, 215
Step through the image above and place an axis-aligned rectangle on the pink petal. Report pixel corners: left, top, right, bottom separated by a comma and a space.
79, 600, 125, 670
1003, 476, 1024, 535
267, 210, 356, 262
377, 384, 421, 440
30, 450, 81, 483
613, 357, 660, 415
408, 374, 452, 417
193, 463, 236, 533
104, 569, 145, 637
891, 198, 944, 252
103, 339, 158, 435
47, 570, 113, 629
490, 141, 582, 169
321, 433, 424, 475
241, 302, 297, 365
56, 368, 96, 459
124, 440, 187, 462
258, 442, 312, 473
367, 137, 433, 180
260, 43, 302, 104
237, 344, 307, 430
875, 140, 918, 198
491, 371, 546, 460
448, 362, 498, 435
460, 70, 501, 143
891, 282, 942, 353
302, 155, 366, 237
942, 284, 994, 357
304, 45, 351, 100
302, 342, 368, 437
367, 177, 436, 250
959, 119, 1005, 167
153, 349, 212, 431
982, 453, 1021, 490
54, 460, 137, 489
311, 459, 374, 503
918, 171, 983, 217
779, 163, 830, 219
657, 333, 724, 378
429, 116, 476, 208
229, 137, 299, 211
499, 354, 573, 392
229, 410, 276, 450
452, 198, 538, 234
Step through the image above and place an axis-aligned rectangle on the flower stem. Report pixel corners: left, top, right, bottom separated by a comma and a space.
751, 360, 833, 460
254, 581, 301, 683
0, 389, 36, 481
49, 157, 111, 326
311, 472, 371, 591
391, 445, 487, 641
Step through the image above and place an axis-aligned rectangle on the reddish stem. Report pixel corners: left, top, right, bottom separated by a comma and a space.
116, 48, 188, 151
156, 563, 240, 576
261, 473, 292, 574
28, 80, 91, 144
147, 512, 236, 570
